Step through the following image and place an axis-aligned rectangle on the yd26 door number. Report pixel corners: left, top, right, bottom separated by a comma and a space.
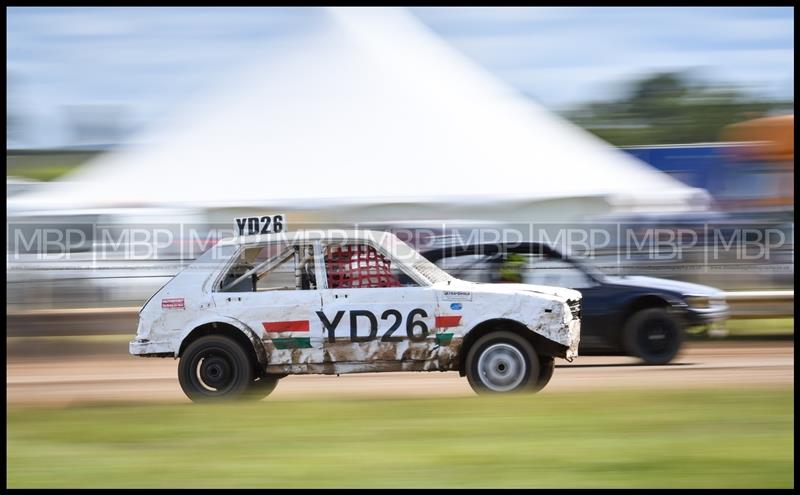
316, 308, 429, 343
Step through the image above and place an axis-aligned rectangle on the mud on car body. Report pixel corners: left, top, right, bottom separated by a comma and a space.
131, 228, 581, 402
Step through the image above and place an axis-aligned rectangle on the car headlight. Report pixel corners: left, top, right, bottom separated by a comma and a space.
685, 295, 711, 309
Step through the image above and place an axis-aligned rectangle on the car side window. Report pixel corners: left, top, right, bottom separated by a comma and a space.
323, 242, 418, 288
219, 243, 317, 292
519, 254, 596, 289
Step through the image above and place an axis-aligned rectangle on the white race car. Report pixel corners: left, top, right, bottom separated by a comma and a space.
130, 227, 581, 402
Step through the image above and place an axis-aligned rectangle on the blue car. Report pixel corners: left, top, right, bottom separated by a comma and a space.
420, 242, 729, 365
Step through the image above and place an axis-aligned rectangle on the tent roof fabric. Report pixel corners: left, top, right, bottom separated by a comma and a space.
10, 7, 708, 213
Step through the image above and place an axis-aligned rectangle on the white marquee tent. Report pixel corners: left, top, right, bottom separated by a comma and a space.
9, 7, 710, 224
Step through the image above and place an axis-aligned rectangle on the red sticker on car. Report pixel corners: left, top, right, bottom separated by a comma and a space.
162, 298, 185, 309
435, 315, 461, 327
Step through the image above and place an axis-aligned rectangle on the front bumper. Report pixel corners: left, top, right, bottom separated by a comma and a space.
566, 318, 581, 360
684, 305, 730, 326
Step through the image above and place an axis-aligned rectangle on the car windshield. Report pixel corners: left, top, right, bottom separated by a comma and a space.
563, 255, 608, 282
376, 234, 456, 285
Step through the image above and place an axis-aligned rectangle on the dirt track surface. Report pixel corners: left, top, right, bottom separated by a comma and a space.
7, 341, 794, 406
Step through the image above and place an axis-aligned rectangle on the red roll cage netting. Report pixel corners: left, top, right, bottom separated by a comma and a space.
325, 244, 402, 289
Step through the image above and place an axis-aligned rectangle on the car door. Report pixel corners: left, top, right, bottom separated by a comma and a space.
571, 281, 628, 351
211, 241, 325, 365
316, 241, 438, 366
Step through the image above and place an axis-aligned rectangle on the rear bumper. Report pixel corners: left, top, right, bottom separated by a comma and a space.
130, 339, 175, 356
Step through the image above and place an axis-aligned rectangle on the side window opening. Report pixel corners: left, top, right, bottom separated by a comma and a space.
518, 253, 595, 289
324, 243, 418, 289
219, 243, 316, 292
435, 254, 494, 283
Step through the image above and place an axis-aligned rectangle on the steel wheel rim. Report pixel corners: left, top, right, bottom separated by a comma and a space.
477, 343, 527, 392
191, 347, 238, 395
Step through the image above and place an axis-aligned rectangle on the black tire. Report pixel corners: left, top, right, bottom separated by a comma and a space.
623, 308, 685, 365
532, 356, 555, 392
241, 374, 281, 401
465, 330, 540, 394
178, 335, 255, 402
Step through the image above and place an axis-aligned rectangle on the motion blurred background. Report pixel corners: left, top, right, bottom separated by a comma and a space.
6, 6, 794, 488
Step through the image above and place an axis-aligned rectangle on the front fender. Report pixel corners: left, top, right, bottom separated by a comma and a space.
623, 291, 688, 313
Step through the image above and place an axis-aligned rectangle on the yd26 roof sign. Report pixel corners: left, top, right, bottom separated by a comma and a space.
234, 214, 285, 236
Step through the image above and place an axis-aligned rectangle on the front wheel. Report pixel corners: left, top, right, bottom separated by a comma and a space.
623, 308, 685, 365
465, 331, 540, 394
178, 335, 255, 402
531, 356, 555, 392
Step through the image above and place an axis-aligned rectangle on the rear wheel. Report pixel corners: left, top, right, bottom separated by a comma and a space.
178, 335, 255, 402
465, 331, 540, 394
241, 374, 281, 401
623, 308, 685, 365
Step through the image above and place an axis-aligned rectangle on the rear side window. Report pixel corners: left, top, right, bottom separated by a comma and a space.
323, 243, 416, 288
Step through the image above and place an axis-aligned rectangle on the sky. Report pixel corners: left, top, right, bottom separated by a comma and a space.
6, 6, 795, 148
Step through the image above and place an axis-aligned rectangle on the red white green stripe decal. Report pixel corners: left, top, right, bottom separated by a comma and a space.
263, 320, 310, 333
434, 315, 459, 345
263, 320, 312, 349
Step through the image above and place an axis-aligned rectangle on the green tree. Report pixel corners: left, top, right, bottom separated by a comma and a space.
565, 71, 792, 146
